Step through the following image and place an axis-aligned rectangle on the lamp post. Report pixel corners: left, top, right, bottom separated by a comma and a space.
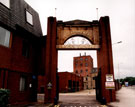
118, 63, 123, 83
112, 41, 122, 82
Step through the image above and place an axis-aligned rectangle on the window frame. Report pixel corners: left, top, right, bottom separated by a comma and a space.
85, 58, 88, 61
80, 63, 83, 67
25, 10, 33, 25
22, 40, 30, 58
85, 63, 88, 67
80, 57, 83, 61
19, 76, 27, 92
0, 26, 11, 48
80, 70, 83, 73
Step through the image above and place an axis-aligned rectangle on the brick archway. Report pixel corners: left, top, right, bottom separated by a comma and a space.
44, 16, 116, 103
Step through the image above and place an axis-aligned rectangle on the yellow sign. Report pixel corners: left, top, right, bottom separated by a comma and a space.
47, 82, 52, 89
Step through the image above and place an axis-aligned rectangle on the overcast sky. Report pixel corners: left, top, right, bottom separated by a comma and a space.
25, 0, 135, 79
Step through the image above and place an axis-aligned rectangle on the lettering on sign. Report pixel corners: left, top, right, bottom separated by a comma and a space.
105, 82, 115, 89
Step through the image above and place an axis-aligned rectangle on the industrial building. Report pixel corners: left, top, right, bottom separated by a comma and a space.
58, 72, 83, 93
73, 54, 98, 89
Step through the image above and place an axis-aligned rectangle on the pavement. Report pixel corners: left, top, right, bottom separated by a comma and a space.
108, 86, 135, 107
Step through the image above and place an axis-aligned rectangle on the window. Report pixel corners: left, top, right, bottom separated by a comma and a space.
22, 41, 29, 58
64, 36, 92, 45
85, 58, 88, 61
75, 70, 78, 73
19, 76, 26, 91
26, 11, 33, 25
0, 0, 10, 8
80, 57, 83, 61
93, 77, 96, 80
80, 70, 83, 73
75, 59, 78, 62
75, 63, 78, 67
0, 26, 10, 47
85, 63, 88, 67
87, 85, 88, 89
86, 69, 88, 72
80, 63, 83, 66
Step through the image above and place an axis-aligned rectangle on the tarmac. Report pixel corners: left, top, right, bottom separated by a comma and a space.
8, 90, 101, 107
59, 89, 101, 107
8, 86, 135, 107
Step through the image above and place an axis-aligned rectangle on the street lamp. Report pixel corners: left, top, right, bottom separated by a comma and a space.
112, 41, 122, 82
118, 63, 123, 83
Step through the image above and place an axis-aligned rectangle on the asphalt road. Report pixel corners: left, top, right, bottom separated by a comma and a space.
59, 90, 101, 107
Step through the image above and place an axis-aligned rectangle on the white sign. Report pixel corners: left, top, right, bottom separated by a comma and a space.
105, 82, 115, 89
106, 74, 114, 82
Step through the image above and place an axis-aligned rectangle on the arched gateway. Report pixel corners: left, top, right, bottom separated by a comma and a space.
45, 16, 116, 103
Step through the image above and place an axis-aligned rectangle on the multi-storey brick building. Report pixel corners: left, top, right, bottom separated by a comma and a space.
0, 0, 44, 104
73, 54, 97, 89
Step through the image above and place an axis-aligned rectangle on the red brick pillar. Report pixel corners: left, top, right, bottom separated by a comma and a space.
44, 17, 58, 103
97, 16, 116, 103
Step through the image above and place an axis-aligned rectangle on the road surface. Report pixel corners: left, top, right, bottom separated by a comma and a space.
59, 90, 101, 107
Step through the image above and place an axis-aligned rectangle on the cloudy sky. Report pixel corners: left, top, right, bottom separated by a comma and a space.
25, 0, 135, 79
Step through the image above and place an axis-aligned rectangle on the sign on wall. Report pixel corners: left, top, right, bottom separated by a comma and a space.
47, 82, 52, 89
106, 74, 114, 82
105, 81, 115, 89
105, 74, 115, 89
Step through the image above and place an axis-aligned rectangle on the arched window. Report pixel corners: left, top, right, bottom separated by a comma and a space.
64, 36, 92, 45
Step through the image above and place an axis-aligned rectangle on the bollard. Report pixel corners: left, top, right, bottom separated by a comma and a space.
101, 97, 106, 105
54, 97, 58, 105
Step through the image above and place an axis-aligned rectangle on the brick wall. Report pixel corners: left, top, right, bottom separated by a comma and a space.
73, 55, 93, 77
58, 72, 83, 92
